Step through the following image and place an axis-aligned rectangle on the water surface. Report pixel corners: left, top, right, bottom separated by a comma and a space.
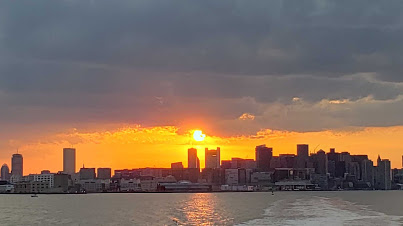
0, 191, 402, 225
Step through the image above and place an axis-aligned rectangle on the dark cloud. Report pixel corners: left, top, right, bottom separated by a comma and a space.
0, 0, 403, 134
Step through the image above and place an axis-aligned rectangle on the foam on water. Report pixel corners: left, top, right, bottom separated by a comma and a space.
238, 195, 403, 226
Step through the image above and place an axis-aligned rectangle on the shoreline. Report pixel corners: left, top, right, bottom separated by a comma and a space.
0, 189, 401, 195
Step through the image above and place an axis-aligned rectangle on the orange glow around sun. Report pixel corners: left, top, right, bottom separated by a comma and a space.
193, 130, 206, 142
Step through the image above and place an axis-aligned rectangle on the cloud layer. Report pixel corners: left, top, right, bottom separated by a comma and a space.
1, 0, 403, 135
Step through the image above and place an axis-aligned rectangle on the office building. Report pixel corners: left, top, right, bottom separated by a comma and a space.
312, 150, 328, 175
221, 160, 232, 169
205, 147, 221, 169
79, 167, 96, 180
188, 148, 200, 169
63, 148, 76, 175
225, 169, 239, 185
171, 162, 184, 169
11, 154, 23, 177
97, 168, 112, 179
255, 145, 272, 171
297, 144, 309, 157
53, 173, 69, 193
230, 158, 256, 169
80, 179, 110, 193
375, 156, 391, 190
296, 144, 309, 168
361, 159, 374, 186
1, 164, 10, 181
31, 173, 55, 188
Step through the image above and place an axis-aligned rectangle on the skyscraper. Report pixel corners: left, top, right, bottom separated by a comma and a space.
361, 159, 374, 186
11, 154, 23, 177
312, 150, 328, 175
255, 145, 272, 171
375, 156, 392, 190
63, 148, 76, 175
1, 164, 10, 181
188, 148, 199, 169
205, 147, 220, 169
296, 144, 309, 168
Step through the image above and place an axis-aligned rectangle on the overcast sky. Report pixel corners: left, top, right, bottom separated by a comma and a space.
1, 0, 403, 136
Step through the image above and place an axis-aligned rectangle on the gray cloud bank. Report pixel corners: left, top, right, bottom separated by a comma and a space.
1, 0, 403, 135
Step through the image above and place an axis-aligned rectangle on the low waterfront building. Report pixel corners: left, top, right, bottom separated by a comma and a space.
251, 172, 273, 187
120, 178, 141, 192
14, 181, 50, 193
54, 173, 69, 193
31, 173, 54, 188
140, 179, 158, 192
80, 179, 110, 193
275, 180, 315, 191
158, 181, 212, 192
0, 181, 14, 193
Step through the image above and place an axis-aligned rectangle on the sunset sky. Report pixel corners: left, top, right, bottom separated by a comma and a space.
1, 1, 403, 174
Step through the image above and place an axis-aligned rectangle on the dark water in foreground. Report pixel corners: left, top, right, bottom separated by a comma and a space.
0, 191, 402, 225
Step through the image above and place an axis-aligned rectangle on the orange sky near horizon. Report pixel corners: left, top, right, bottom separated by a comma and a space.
1, 125, 403, 175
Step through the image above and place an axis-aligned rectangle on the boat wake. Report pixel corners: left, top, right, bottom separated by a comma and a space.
238, 196, 402, 226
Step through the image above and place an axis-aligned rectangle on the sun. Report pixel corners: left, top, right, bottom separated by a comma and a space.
193, 130, 206, 142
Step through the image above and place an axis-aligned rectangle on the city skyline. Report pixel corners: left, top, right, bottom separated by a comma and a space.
1, 140, 402, 176
2, 141, 400, 193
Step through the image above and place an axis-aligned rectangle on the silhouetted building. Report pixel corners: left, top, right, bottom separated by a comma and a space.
361, 159, 374, 186
327, 148, 340, 178
375, 156, 391, 190
167, 168, 200, 183
79, 167, 96, 180
1, 164, 10, 181
54, 173, 69, 193
63, 148, 76, 175
221, 160, 232, 169
297, 144, 309, 157
255, 145, 272, 171
230, 158, 256, 169
188, 148, 200, 169
311, 150, 328, 175
97, 168, 112, 179
296, 144, 309, 168
41, 170, 51, 174
171, 162, 184, 169
279, 154, 296, 168
270, 156, 281, 168
205, 147, 220, 169
11, 154, 23, 177
201, 168, 224, 185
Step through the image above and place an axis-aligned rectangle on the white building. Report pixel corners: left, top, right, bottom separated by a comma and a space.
140, 180, 158, 192
80, 179, 110, 193
32, 174, 54, 188
120, 179, 141, 192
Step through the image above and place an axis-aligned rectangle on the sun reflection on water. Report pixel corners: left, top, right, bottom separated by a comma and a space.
174, 193, 233, 225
